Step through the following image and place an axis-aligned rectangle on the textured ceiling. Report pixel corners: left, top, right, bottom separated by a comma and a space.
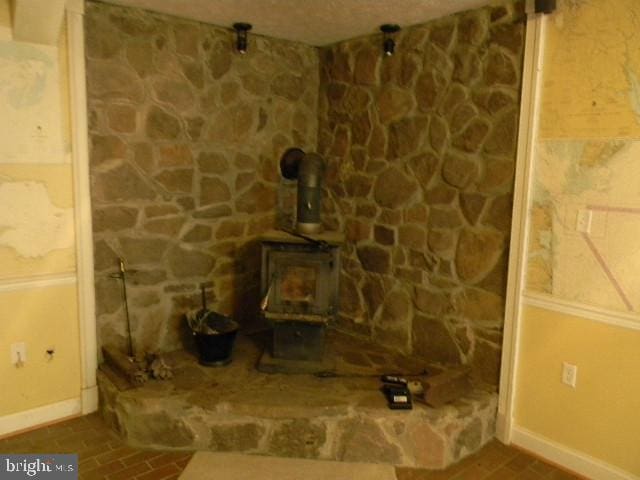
102, 0, 494, 46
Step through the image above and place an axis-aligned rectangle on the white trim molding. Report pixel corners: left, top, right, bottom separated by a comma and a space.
0, 398, 81, 438
82, 385, 98, 414
66, 4, 98, 415
0, 273, 77, 293
523, 291, 640, 332
497, 7, 546, 443
512, 425, 639, 480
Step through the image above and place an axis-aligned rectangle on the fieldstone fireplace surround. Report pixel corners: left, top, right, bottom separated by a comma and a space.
87, 0, 524, 468
87, 0, 320, 355
317, 5, 524, 386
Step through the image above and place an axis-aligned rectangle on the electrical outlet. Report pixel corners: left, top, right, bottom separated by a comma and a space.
562, 362, 577, 388
10, 342, 27, 366
576, 209, 592, 233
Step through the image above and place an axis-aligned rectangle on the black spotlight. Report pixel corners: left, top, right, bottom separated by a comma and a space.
380, 24, 400, 56
233, 22, 252, 54
535, 0, 556, 14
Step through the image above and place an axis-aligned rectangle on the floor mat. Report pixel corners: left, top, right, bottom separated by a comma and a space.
179, 452, 397, 480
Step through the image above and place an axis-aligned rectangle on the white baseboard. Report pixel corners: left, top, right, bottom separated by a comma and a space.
81, 385, 98, 414
0, 398, 81, 437
495, 412, 509, 443
512, 425, 638, 480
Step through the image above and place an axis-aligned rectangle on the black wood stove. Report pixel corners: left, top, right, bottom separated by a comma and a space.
259, 230, 342, 367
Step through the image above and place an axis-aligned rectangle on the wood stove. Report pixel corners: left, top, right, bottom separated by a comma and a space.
260, 230, 342, 363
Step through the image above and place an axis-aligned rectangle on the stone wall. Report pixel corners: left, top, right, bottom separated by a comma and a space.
317, 2, 524, 384
86, 2, 319, 353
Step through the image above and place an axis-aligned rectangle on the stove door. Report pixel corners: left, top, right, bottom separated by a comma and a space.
266, 247, 334, 316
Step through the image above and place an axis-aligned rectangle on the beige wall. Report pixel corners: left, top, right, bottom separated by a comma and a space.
0, 0, 82, 420
513, 0, 640, 476
515, 306, 640, 475
0, 285, 81, 415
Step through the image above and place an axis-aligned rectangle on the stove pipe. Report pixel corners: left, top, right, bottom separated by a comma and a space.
296, 153, 325, 234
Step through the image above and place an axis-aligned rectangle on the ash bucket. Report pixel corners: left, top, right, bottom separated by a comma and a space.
187, 286, 239, 366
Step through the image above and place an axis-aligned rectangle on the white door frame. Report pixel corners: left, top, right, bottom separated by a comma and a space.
496, 7, 546, 442
66, 0, 98, 414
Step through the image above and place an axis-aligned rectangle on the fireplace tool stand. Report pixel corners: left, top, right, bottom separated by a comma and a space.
100, 257, 173, 389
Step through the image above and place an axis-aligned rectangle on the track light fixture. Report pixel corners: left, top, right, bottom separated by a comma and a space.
233, 22, 252, 54
534, 0, 556, 14
380, 24, 400, 56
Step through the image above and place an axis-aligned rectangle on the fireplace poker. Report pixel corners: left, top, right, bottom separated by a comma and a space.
110, 257, 135, 358
201, 283, 208, 311
260, 277, 274, 311
279, 228, 330, 251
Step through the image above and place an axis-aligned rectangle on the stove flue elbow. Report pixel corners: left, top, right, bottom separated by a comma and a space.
298, 153, 325, 188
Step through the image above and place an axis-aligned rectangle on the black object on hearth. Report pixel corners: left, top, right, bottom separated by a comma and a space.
187, 284, 239, 366
535, 0, 556, 14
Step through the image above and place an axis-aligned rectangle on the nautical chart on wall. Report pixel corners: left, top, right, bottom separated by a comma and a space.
0, 39, 74, 278
538, 0, 640, 139
0, 40, 67, 164
528, 0, 640, 318
529, 141, 640, 314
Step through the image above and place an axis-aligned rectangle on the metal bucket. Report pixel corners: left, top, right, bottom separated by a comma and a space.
192, 312, 239, 366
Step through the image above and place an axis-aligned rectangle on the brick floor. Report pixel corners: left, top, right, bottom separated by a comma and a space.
0, 413, 583, 480
0, 414, 191, 480
396, 440, 585, 479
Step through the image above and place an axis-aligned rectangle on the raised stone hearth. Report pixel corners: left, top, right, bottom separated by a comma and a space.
99, 330, 497, 469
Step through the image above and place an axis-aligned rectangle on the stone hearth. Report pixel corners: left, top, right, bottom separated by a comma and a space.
99, 330, 497, 469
